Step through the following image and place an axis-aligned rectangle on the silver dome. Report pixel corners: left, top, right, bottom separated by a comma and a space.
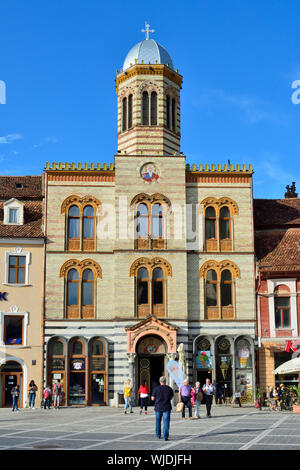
123, 39, 174, 71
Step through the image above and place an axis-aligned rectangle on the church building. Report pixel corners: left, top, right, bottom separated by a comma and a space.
44, 26, 257, 406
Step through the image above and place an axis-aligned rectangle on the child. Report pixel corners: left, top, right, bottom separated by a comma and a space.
43, 385, 51, 409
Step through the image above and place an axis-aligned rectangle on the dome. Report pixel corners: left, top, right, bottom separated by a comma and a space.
123, 39, 174, 71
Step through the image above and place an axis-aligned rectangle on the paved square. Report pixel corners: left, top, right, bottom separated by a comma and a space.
0, 405, 299, 450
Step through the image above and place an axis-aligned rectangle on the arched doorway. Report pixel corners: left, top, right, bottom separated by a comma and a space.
1, 361, 23, 408
136, 335, 167, 401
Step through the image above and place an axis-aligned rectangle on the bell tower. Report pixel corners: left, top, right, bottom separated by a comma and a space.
116, 24, 183, 156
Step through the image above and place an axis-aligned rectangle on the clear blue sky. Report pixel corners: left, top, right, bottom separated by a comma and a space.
0, 0, 299, 198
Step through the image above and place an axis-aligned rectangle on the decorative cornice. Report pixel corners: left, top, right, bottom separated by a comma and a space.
200, 196, 239, 216
59, 259, 102, 278
130, 193, 171, 208
61, 195, 101, 214
116, 64, 183, 94
129, 257, 173, 277
199, 259, 241, 279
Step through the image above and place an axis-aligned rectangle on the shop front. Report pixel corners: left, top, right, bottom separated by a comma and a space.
47, 336, 107, 406
194, 335, 255, 403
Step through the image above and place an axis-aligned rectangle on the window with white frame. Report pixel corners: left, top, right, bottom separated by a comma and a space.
5, 249, 31, 285
267, 279, 298, 337
3, 198, 24, 225
0, 306, 28, 346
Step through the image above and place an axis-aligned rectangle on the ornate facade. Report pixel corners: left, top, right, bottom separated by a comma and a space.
43, 29, 257, 406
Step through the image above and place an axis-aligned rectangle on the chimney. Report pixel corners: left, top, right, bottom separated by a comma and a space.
285, 182, 298, 199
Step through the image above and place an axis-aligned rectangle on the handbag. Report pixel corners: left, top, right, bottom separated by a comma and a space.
176, 402, 184, 412
196, 391, 203, 402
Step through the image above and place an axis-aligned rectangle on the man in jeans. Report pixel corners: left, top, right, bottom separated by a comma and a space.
178, 379, 193, 419
151, 376, 174, 441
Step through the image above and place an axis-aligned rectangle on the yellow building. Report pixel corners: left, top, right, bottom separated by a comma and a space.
0, 176, 45, 408
44, 28, 256, 406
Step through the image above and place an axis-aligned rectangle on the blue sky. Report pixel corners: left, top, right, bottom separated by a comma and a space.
0, 0, 299, 198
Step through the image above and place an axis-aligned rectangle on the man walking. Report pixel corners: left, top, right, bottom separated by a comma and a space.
178, 379, 193, 420
151, 376, 174, 441
202, 378, 215, 417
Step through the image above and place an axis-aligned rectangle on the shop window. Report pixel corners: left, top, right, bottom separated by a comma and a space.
216, 337, 232, 396
69, 339, 86, 406
89, 338, 106, 405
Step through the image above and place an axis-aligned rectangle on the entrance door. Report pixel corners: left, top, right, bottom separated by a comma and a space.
2, 373, 22, 408
138, 355, 164, 404
196, 370, 213, 403
90, 373, 105, 405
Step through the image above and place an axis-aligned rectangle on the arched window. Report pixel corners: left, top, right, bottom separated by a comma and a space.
82, 269, 94, 306
205, 207, 217, 251
201, 197, 238, 252
152, 203, 163, 238
128, 94, 133, 129
67, 269, 79, 308
82, 205, 95, 251
122, 97, 127, 131
137, 267, 150, 317
72, 340, 83, 356
220, 207, 230, 240
151, 91, 157, 125
206, 270, 217, 307
152, 267, 165, 316
171, 98, 176, 131
69, 339, 86, 405
135, 199, 167, 250
221, 270, 232, 306
142, 91, 149, 125
166, 95, 170, 129
68, 205, 80, 251
136, 203, 149, 240
52, 339, 64, 356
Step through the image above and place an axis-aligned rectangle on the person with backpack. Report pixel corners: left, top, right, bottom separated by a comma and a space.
28, 380, 38, 409
52, 379, 63, 409
11, 384, 20, 412
43, 385, 51, 409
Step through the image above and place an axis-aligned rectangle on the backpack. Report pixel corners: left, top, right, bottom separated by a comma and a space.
44, 389, 50, 399
54, 384, 62, 395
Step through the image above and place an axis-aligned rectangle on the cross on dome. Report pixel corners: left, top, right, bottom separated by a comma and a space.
141, 21, 155, 40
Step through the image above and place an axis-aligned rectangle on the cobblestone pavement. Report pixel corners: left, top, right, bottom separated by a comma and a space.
0, 405, 299, 451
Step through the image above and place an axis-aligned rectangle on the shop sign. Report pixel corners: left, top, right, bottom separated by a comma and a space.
0, 292, 8, 301
196, 351, 213, 369
70, 358, 85, 371
50, 358, 65, 371
285, 340, 300, 353
219, 356, 230, 380
237, 346, 250, 368
91, 357, 105, 371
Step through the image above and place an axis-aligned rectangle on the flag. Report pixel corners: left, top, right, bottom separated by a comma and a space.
166, 360, 185, 388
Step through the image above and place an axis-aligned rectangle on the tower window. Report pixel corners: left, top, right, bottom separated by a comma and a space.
122, 97, 127, 132
151, 91, 157, 125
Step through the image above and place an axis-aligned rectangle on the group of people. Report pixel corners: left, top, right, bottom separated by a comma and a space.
123, 377, 216, 441
10, 379, 63, 411
266, 384, 293, 411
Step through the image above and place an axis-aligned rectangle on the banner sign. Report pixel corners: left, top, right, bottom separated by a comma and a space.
196, 351, 213, 370
166, 360, 184, 388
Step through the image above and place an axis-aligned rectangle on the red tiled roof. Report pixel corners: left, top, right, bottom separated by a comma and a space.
0, 201, 44, 239
0, 175, 43, 200
255, 228, 300, 271
254, 198, 300, 228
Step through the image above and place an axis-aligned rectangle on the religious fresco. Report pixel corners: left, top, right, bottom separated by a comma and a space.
140, 163, 159, 183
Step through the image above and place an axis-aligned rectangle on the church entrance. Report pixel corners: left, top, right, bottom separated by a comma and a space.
137, 335, 166, 404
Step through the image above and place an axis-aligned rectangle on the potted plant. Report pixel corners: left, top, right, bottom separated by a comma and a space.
290, 386, 300, 413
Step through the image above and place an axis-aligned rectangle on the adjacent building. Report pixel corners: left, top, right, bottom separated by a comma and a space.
255, 184, 300, 390
0, 176, 45, 408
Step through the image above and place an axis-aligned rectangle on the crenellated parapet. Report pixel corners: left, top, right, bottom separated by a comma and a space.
186, 163, 253, 184
45, 162, 115, 171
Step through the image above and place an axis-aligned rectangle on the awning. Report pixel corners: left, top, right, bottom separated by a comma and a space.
272, 357, 300, 375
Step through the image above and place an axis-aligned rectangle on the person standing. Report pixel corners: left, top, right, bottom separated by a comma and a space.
202, 378, 215, 417
28, 380, 38, 409
53, 379, 63, 409
151, 376, 174, 441
11, 384, 20, 412
231, 391, 242, 408
178, 379, 193, 420
43, 385, 51, 409
124, 378, 133, 414
138, 380, 150, 415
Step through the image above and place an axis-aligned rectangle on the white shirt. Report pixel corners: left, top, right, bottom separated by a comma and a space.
202, 384, 215, 395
